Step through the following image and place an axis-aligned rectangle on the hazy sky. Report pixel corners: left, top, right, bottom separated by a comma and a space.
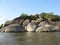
0, 0, 60, 24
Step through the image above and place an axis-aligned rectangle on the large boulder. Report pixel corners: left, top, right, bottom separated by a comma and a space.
4, 24, 26, 32
54, 26, 60, 30
31, 20, 36, 23
35, 17, 44, 24
12, 19, 24, 25
23, 19, 30, 26
36, 26, 50, 32
26, 22, 37, 32
36, 21, 54, 32
4, 21, 13, 26
38, 21, 47, 27
23, 19, 30, 30
0, 27, 6, 32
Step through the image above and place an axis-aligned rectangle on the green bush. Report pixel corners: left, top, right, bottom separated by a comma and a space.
14, 12, 60, 21
40, 12, 60, 21
0, 24, 4, 29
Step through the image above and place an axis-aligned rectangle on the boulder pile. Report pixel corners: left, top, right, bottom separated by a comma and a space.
0, 16, 60, 32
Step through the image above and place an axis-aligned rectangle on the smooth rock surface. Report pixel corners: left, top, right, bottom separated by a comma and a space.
35, 17, 44, 24
36, 21, 54, 32
26, 22, 36, 32
4, 24, 26, 32
23, 19, 30, 26
4, 21, 13, 26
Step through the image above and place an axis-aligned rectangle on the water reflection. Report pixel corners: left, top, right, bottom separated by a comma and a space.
0, 32, 60, 45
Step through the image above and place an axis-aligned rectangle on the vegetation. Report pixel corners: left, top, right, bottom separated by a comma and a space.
14, 13, 39, 20
1, 12, 60, 28
0, 24, 4, 29
40, 12, 60, 21
14, 12, 60, 21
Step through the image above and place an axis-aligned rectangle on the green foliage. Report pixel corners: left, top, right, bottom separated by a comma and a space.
14, 12, 60, 21
15, 13, 40, 20
28, 15, 38, 20
34, 14, 39, 19
20, 13, 28, 18
0, 24, 4, 29
40, 12, 60, 21
14, 13, 28, 20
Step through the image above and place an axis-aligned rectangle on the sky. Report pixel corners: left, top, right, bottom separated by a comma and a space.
0, 0, 60, 25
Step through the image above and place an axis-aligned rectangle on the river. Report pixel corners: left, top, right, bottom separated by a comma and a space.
0, 32, 60, 45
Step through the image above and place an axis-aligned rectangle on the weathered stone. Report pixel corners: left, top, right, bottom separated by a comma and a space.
35, 17, 44, 24
4, 21, 13, 26
36, 21, 54, 32
12, 19, 24, 25
38, 21, 47, 27
36, 26, 50, 32
0, 27, 6, 32
23, 19, 30, 26
53, 26, 60, 31
26, 22, 37, 32
31, 20, 36, 23
4, 24, 26, 32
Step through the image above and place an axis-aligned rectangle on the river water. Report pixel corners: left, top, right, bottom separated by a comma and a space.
0, 32, 60, 45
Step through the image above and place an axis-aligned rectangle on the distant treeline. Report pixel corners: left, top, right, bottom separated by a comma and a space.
14, 12, 60, 21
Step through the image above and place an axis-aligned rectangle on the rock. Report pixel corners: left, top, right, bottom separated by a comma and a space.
36, 26, 50, 32
31, 20, 36, 23
35, 17, 44, 24
26, 22, 37, 32
4, 24, 26, 32
53, 26, 60, 31
4, 21, 13, 26
4, 18, 25, 26
36, 21, 54, 32
23, 19, 30, 26
23, 19, 30, 30
12, 19, 24, 25
38, 21, 47, 27
0, 27, 6, 32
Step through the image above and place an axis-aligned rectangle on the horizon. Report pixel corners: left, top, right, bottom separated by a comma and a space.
0, 0, 60, 25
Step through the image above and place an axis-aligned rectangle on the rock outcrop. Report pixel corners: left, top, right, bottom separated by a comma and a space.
23, 19, 30, 26
1, 24, 26, 32
26, 22, 37, 32
1, 15, 60, 32
36, 21, 56, 32
4, 21, 13, 26
23, 19, 30, 30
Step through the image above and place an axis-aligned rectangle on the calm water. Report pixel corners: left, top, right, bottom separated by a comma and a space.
0, 32, 60, 45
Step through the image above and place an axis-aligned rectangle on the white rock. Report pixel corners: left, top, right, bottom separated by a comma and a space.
26, 22, 36, 32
